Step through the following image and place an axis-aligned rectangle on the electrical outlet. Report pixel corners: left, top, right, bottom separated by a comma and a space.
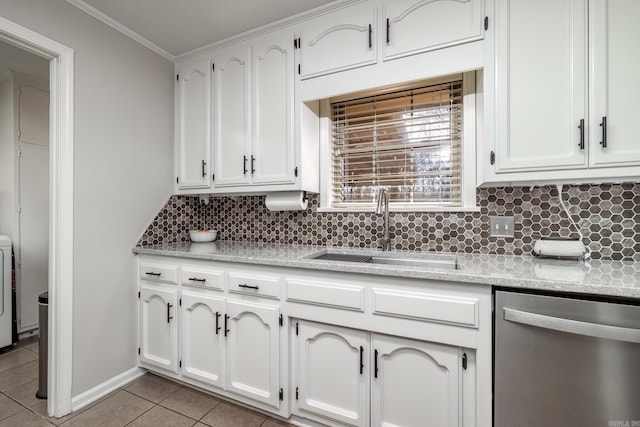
489, 216, 515, 238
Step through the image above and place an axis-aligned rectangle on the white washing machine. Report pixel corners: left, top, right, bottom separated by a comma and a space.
0, 235, 13, 348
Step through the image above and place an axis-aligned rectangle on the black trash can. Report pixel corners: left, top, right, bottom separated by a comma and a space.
36, 292, 48, 399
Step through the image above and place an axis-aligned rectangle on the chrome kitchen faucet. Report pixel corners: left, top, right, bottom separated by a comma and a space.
376, 188, 390, 251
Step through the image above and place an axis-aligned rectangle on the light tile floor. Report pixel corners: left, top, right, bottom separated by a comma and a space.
0, 338, 292, 426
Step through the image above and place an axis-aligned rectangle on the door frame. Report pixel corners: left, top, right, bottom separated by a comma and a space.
0, 17, 74, 417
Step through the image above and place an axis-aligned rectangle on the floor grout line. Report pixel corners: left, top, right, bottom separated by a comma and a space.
2, 340, 291, 427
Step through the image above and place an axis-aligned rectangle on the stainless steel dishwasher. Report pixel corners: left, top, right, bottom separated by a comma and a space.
495, 290, 640, 427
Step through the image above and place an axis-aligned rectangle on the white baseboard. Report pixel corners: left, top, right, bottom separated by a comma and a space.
71, 367, 145, 412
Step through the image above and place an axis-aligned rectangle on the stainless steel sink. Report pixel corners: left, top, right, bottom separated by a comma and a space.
368, 255, 458, 270
310, 252, 458, 270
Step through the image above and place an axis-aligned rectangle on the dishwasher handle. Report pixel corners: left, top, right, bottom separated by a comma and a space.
503, 307, 640, 344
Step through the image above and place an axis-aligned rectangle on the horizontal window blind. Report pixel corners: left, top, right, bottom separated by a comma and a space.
331, 77, 463, 207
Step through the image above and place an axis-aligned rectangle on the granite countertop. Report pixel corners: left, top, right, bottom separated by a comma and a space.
133, 241, 640, 299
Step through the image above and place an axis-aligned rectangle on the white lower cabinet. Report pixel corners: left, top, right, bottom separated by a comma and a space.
139, 282, 179, 374
139, 272, 282, 412
180, 290, 225, 388
371, 334, 461, 427
295, 321, 369, 426
226, 299, 281, 408
178, 291, 281, 408
293, 320, 467, 427
137, 256, 489, 425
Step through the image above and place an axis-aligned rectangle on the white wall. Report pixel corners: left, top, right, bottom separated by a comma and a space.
0, 0, 174, 396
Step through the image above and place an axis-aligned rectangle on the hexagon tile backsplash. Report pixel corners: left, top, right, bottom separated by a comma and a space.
137, 183, 640, 261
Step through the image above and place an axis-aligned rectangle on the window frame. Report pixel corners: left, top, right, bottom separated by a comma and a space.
319, 71, 479, 212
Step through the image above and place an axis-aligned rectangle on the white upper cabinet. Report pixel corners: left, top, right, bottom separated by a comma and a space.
589, 0, 640, 168
383, 0, 484, 61
207, 30, 304, 193
252, 32, 295, 185
212, 45, 251, 187
483, 0, 640, 184
298, 2, 377, 79
494, 0, 588, 173
176, 60, 211, 190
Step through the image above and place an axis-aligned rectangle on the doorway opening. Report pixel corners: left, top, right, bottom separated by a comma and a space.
0, 16, 74, 418
0, 42, 50, 341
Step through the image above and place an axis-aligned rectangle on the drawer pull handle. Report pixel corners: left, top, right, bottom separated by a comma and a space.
238, 284, 259, 290
188, 277, 206, 282
360, 346, 364, 375
167, 303, 173, 323
145, 272, 161, 276
215, 312, 221, 335
224, 314, 230, 337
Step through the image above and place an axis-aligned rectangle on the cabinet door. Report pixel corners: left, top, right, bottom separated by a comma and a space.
213, 46, 251, 186
17, 83, 49, 146
371, 334, 462, 427
252, 32, 295, 185
226, 299, 280, 408
139, 283, 179, 374
294, 321, 369, 427
176, 60, 211, 189
180, 290, 225, 388
383, 0, 483, 61
494, 0, 588, 172
371, 334, 461, 427
16, 142, 48, 332
589, 0, 640, 167
299, 2, 377, 79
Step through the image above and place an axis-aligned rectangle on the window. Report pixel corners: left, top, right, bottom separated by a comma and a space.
321, 72, 477, 211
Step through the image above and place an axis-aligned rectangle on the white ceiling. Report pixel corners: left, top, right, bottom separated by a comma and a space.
68, 0, 337, 59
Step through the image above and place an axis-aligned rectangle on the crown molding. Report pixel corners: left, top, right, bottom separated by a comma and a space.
65, 0, 176, 61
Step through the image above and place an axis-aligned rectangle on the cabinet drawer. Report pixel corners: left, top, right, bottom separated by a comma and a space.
286, 279, 365, 311
140, 262, 178, 284
180, 266, 225, 290
228, 272, 280, 299
372, 288, 478, 328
